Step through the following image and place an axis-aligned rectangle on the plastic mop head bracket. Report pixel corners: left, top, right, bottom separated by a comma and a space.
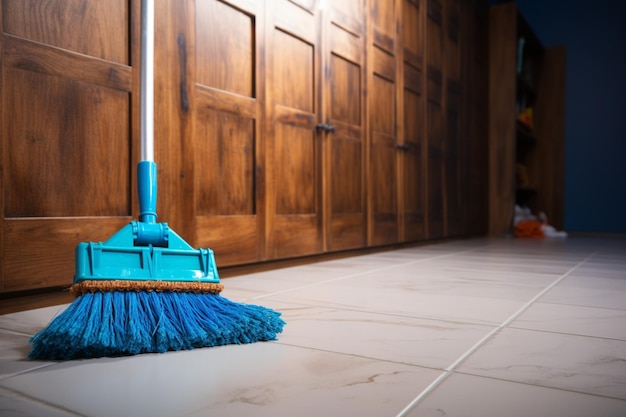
74, 161, 220, 285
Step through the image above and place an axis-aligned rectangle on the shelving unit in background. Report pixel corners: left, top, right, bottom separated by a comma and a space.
488, 1, 566, 237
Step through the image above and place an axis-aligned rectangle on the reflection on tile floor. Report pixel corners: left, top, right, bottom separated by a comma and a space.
1, 237, 625, 416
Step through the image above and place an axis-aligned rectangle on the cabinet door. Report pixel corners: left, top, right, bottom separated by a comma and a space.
368, 0, 399, 246
425, 0, 445, 239
0, 0, 135, 292
400, 0, 426, 242
192, 0, 264, 265
265, 0, 322, 258
322, 0, 367, 251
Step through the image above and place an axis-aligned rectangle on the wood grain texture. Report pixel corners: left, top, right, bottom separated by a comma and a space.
371, 0, 395, 51
196, 216, 259, 266
1, 0, 136, 292
192, 0, 264, 263
4, 218, 130, 291
196, 0, 254, 97
399, 0, 426, 242
324, 0, 367, 251
4, 68, 131, 218
534, 45, 566, 230
488, 2, 517, 236
1, 0, 491, 294
265, 0, 322, 258
369, 74, 398, 246
3, 0, 129, 64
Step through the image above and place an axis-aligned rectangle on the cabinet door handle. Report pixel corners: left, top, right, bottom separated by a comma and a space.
315, 123, 336, 133
395, 143, 410, 151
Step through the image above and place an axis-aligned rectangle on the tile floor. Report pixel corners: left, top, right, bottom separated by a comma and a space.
1, 237, 626, 417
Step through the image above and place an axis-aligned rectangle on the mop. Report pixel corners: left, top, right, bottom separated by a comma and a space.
29, 0, 285, 360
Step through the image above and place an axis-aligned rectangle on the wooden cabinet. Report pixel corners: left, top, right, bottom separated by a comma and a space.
0, 0, 488, 293
488, 2, 565, 237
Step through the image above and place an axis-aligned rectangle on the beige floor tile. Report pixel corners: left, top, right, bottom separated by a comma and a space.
0, 342, 439, 417
405, 373, 626, 417
457, 327, 626, 399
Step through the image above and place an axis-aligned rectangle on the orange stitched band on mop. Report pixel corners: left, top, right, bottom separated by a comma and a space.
71, 280, 224, 296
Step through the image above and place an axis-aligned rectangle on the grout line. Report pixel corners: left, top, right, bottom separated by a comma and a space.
246, 245, 487, 301
394, 251, 598, 417
0, 386, 86, 417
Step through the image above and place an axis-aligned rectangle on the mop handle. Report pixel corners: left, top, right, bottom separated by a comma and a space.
140, 0, 155, 162
137, 0, 158, 227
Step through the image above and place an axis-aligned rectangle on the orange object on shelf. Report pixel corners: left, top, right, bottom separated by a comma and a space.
514, 220, 545, 238
517, 107, 534, 129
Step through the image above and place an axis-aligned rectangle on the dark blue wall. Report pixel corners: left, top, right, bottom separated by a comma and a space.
491, 0, 626, 233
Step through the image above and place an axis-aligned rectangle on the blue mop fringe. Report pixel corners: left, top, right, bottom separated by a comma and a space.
28, 291, 285, 360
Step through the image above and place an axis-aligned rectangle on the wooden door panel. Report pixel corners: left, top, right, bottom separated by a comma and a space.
368, 0, 400, 247
331, 140, 362, 214
1, 2, 134, 292
325, 9, 366, 251
371, 0, 395, 51
196, 0, 255, 97
425, 0, 444, 239
3, 218, 129, 292
3, 0, 129, 64
329, 56, 361, 126
370, 73, 398, 246
193, 0, 262, 265
403, 0, 423, 67
275, 124, 316, 215
267, 1, 321, 258
399, 0, 425, 242
329, 0, 363, 35
273, 0, 317, 45
273, 30, 314, 112
403, 87, 425, 241
5, 69, 130, 218
194, 109, 255, 216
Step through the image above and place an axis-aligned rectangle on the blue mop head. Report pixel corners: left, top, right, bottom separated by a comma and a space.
29, 286, 285, 360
